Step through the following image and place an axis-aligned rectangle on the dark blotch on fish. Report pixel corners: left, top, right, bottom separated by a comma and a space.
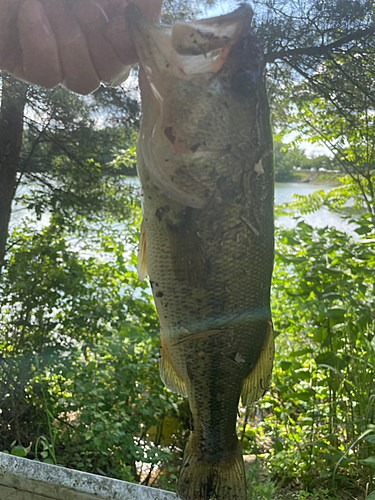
164, 126, 176, 144
155, 205, 170, 221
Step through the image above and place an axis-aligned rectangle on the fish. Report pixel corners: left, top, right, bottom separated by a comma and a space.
127, 4, 275, 500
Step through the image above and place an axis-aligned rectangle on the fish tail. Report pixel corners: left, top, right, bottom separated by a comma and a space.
177, 434, 246, 500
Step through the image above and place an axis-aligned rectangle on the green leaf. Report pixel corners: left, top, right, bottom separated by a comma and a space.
313, 327, 328, 342
86, 361, 96, 371
93, 437, 102, 447
43, 458, 55, 465
280, 361, 292, 371
365, 435, 375, 444
361, 457, 375, 470
293, 348, 314, 357
274, 441, 283, 452
326, 308, 346, 319
10, 446, 27, 458
355, 225, 372, 235
319, 470, 332, 478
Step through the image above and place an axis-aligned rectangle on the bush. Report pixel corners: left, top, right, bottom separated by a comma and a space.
0, 214, 186, 483
242, 216, 375, 496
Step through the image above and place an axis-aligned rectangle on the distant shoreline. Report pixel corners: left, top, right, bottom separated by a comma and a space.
276, 171, 343, 185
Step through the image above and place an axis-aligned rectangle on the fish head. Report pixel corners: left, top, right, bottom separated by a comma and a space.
127, 3, 265, 208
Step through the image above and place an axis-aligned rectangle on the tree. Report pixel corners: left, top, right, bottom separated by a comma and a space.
0, 72, 141, 273
273, 137, 340, 181
276, 55, 375, 219
0, 0, 226, 273
252, 0, 374, 71
0, 75, 27, 269
251, 0, 375, 217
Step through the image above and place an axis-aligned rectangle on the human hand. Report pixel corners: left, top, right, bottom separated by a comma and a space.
0, 0, 163, 94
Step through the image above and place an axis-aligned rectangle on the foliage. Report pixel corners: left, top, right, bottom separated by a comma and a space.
39, 330, 183, 481
2, 2, 375, 498
0, 211, 187, 482
20, 84, 140, 220
252, 0, 375, 73
0, 73, 141, 272
273, 138, 338, 182
284, 177, 374, 220
246, 460, 277, 500
255, 0, 375, 224
240, 214, 375, 497
272, 37, 375, 217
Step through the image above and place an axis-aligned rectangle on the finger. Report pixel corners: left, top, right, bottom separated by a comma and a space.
105, 13, 136, 65
71, 0, 128, 86
18, 0, 62, 88
0, 0, 23, 73
105, 0, 163, 66
41, 0, 100, 94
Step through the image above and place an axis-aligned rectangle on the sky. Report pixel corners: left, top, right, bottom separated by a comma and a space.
204, 2, 242, 17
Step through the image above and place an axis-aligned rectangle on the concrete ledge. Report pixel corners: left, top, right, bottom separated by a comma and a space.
0, 453, 178, 500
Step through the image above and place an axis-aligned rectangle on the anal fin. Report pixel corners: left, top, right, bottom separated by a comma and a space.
137, 220, 148, 282
159, 339, 187, 398
241, 322, 274, 406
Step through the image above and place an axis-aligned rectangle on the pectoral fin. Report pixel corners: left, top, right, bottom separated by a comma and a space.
241, 322, 274, 406
137, 220, 148, 282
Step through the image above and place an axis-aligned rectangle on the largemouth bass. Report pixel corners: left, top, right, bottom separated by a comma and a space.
128, 4, 274, 500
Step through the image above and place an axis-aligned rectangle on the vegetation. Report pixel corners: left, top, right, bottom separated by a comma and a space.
273, 138, 340, 182
0, 74, 140, 271
3, 174, 375, 499
0, 210, 188, 485
246, 213, 375, 499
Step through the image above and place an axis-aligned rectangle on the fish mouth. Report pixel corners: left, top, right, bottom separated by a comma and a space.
126, 3, 254, 89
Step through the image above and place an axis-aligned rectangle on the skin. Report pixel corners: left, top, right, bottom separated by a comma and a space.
0, 0, 163, 94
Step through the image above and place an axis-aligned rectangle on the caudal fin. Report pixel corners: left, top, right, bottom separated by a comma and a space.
177, 433, 246, 500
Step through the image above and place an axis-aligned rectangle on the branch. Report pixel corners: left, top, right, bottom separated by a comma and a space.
265, 26, 375, 63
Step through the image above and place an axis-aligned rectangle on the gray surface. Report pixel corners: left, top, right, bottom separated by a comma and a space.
0, 453, 178, 500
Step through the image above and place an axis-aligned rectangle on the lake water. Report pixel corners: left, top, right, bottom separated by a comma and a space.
275, 182, 355, 235
11, 180, 353, 234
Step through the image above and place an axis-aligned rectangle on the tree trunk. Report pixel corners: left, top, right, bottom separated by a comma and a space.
0, 74, 27, 272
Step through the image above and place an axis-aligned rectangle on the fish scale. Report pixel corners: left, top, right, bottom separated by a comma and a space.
128, 4, 275, 500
